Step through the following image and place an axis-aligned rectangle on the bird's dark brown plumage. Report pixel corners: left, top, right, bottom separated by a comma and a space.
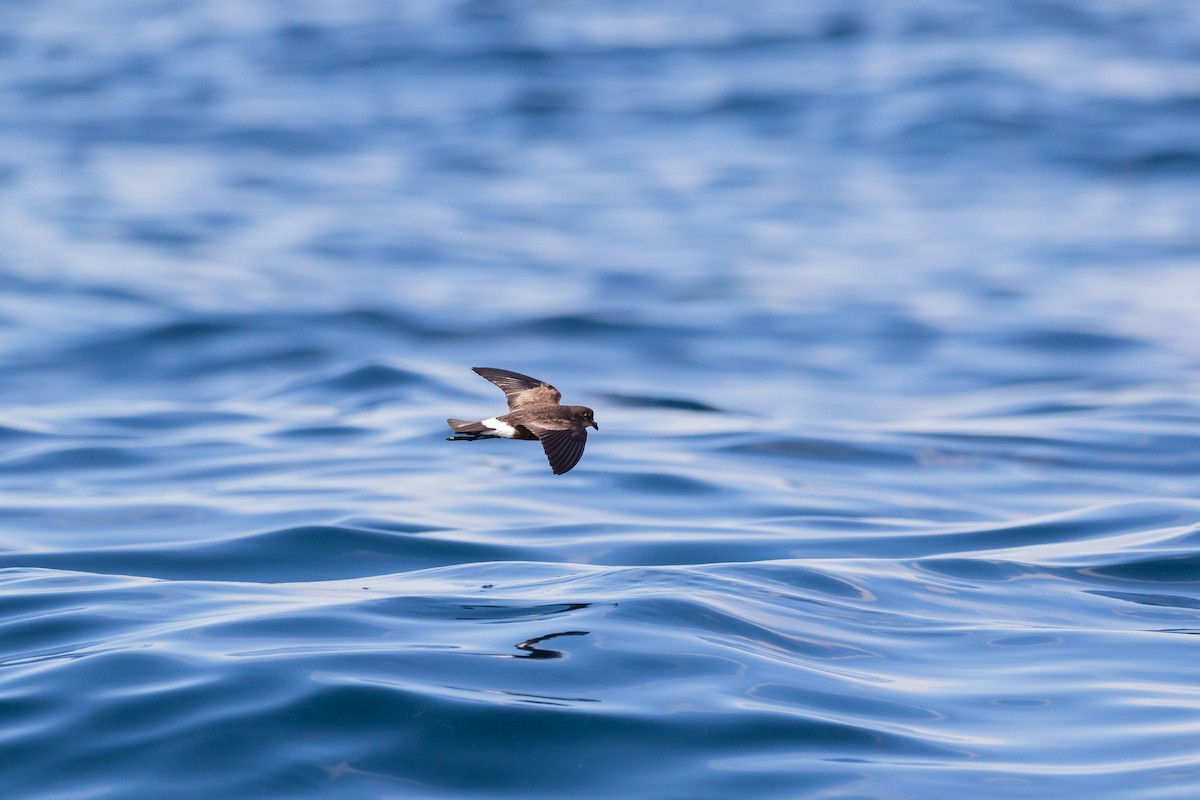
446, 367, 599, 475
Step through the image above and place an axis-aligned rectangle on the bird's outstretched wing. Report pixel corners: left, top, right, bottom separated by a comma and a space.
473, 367, 561, 410
531, 424, 588, 475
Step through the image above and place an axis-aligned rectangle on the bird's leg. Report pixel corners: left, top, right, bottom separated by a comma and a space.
447, 433, 492, 441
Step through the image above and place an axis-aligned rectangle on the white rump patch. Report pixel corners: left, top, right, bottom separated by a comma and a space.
482, 417, 519, 438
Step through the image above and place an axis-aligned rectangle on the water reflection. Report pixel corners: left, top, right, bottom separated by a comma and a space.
513, 631, 590, 660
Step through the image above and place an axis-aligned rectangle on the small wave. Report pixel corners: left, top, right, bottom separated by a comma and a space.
600, 393, 724, 413
266, 362, 429, 403
0, 524, 527, 582
0, 445, 152, 474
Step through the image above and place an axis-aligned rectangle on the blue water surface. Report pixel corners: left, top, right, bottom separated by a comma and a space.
3, 2, 1200, 798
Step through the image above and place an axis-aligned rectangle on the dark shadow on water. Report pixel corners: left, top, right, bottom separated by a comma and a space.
513, 630, 589, 659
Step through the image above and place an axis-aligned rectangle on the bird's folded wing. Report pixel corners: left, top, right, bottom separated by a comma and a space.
533, 425, 588, 475
473, 367, 561, 409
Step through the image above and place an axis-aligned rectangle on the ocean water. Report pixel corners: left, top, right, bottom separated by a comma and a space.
3, 2, 1200, 798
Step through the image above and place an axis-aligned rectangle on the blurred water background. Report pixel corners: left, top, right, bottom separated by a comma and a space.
3, 1, 1200, 798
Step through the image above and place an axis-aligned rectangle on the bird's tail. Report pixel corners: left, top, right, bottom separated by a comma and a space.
447, 418, 489, 434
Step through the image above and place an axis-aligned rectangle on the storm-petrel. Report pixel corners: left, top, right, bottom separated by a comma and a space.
447, 367, 599, 475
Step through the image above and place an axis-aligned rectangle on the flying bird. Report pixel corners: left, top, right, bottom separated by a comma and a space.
447, 367, 599, 475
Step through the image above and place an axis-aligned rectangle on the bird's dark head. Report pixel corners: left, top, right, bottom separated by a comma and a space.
572, 406, 599, 430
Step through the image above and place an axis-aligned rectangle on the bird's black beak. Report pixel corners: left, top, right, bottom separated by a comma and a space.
591, 421, 600, 431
